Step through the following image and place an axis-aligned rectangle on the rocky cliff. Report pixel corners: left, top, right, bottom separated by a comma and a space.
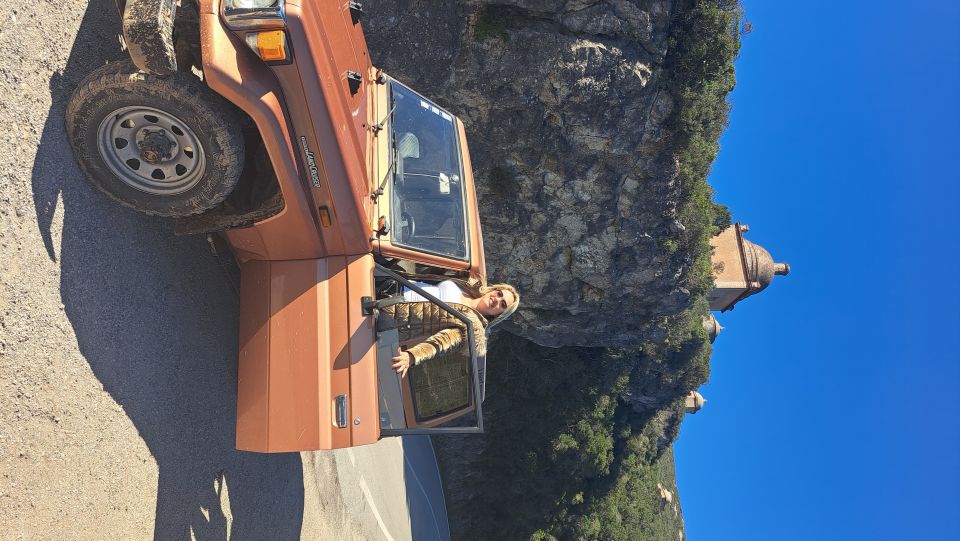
364, 2, 741, 538
365, 0, 698, 347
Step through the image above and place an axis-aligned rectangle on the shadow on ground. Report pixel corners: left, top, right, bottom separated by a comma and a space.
30, 2, 304, 539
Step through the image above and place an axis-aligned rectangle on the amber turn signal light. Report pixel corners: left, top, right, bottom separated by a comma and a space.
244, 30, 288, 62
319, 206, 332, 227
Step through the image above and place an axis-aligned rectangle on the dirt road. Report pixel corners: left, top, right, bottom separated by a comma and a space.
0, 2, 447, 539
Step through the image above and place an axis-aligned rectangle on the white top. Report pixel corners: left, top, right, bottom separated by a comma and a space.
403, 280, 463, 304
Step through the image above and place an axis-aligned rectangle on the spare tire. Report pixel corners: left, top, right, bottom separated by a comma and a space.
123, 0, 178, 74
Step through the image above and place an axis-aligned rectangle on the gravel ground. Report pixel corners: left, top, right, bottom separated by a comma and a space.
0, 2, 432, 539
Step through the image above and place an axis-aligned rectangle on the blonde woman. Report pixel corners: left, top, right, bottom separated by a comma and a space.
384, 281, 519, 377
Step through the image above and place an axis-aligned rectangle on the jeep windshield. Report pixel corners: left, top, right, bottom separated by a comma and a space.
389, 81, 468, 261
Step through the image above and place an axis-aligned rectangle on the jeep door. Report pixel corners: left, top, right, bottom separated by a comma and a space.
374, 267, 484, 435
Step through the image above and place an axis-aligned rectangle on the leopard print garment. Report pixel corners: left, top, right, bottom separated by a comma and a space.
380, 301, 487, 365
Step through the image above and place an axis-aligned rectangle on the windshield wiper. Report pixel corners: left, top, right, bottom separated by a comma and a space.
371, 130, 397, 201
370, 102, 396, 135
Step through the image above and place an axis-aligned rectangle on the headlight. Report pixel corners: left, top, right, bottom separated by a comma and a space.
222, 0, 285, 30
232, 0, 278, 7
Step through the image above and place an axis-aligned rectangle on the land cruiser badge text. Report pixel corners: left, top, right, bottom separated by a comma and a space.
300, 136, 321, 188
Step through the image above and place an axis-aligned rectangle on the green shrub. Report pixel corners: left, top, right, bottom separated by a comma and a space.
487, 165, 517, 197
472, 8, 509, 42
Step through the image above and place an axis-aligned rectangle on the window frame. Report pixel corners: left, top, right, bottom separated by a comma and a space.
376, 264, 485, 436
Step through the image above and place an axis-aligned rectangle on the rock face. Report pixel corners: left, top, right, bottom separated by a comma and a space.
365, 0, 693, 347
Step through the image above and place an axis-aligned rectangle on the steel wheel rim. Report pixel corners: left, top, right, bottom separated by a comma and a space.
97, 106, 207, 195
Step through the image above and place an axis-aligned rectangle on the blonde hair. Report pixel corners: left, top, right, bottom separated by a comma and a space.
479, 283, 520, 329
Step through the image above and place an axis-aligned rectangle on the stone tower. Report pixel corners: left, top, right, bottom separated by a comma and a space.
685, 391, 706, 414
702, 313, 724, 343
708, 223, 789, 312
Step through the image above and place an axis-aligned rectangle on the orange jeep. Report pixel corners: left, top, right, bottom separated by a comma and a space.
66, 0, 488, 451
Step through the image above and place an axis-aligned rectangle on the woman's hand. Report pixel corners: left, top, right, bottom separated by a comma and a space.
391, 346, 411, 378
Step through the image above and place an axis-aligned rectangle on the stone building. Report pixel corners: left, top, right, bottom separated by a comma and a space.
702, 314, 723, 343
708, 223, 790, 312
685, 391, 706, 414
690, 225, 788, 415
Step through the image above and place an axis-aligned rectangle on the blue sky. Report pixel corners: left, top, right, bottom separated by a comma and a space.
673, 1, 960, 540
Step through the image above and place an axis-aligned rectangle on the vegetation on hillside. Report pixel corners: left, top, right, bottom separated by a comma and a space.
439, 335, 697, 540
669, 0, 744, 296
438, 1, 743, 539
572, 429, 686, 540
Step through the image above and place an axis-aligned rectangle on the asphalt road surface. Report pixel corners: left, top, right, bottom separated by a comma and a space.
0, 1, 449, 539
